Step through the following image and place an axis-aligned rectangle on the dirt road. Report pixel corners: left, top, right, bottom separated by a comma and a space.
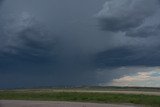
0, 100, 139, 107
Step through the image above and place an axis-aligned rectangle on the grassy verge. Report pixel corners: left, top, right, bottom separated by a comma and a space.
0, 91, 160, 106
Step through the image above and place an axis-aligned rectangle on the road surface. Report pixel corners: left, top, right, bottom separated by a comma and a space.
0, 100, 139, 107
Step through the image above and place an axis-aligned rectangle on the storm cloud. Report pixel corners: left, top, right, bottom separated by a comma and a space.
97, 0, 160, 37
0, 0, 160, 88
94, 0, 160, 67
94, 0, 160, 87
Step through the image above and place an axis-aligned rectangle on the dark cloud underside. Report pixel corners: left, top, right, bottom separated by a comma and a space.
0, 0, 160, 88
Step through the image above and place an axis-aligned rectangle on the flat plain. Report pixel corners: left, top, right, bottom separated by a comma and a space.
0, 87, 160, 107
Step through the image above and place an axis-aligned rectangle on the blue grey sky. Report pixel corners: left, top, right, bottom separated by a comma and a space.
0, 0, 160, 88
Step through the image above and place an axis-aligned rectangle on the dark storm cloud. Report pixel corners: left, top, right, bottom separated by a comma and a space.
92, 0, 160, 85
93, 0, 160, 69
0, 21, 58, 75
0, 0, 3, 3
1, 0, 160, 88
94, 47, 160, 68
0, 0, 107, 88
95, 0, 160, 67
97, 0, 160, 37
0, 15, 56, 58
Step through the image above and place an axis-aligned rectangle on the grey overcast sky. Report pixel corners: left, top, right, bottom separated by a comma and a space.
1, 0, 160, 88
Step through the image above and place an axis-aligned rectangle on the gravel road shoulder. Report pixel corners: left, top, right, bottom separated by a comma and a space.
0, 100, 140, 107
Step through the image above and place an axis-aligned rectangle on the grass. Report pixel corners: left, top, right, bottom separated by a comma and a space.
0, 90, 160, 106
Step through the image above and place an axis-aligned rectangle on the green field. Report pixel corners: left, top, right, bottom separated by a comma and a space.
0, 89, 160, 107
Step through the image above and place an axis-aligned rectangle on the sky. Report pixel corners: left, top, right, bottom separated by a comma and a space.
0, 0, 160, 88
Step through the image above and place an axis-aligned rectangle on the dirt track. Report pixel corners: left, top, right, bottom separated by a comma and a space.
0, 100, 139, 107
